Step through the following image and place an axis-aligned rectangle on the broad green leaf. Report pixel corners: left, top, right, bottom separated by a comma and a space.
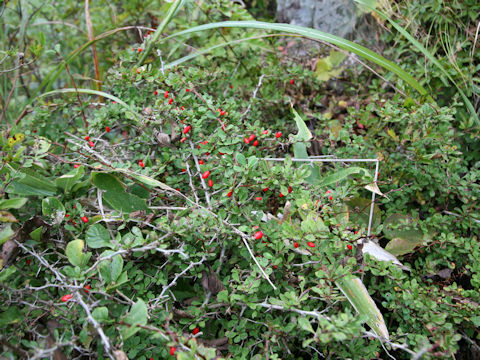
86, 224, 113, 249
121, 299, 148, 340
236, 152, 246, 166
6, 167, 56, 196
91, 173, 125, 192
99, 251, 123, 284
56, 166, 85, 193
42, 197, 65, 224
0, 266, 17, 281
0, 306, 22, 326
103, 191, 148, 214
336, 276, 389, 340
320, 167, 372, 187
29, 227, 43, 241
383, 214, 427, 256
0, 198, 28, 210
0, 225, 15, 246
66, 240, 90, 267
291, 107, 312, 142
293, 143, 321, 185
92, 307, 109, 323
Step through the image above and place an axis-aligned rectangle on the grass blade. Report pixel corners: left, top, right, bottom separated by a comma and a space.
136, 0, 184, 67
163, 20, 431, 100
354, 0, 479, 125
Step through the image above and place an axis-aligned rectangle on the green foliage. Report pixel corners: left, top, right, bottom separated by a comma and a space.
0, 0, 479, 359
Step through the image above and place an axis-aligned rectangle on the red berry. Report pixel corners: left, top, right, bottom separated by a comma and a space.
273, 265, 278, 269
170, 347, 176, 356
347, 244, 353, 250
192, 327, 200, 335
294, 242, 299, 248
61, 294, 72, 302
74, 164, 80, 168
84, 284, 91, 293
254, 231, 263, 240
106, 126, 110, 133
180, 137, 187, 143
139, 160, 145, 168
208, 179, 213, 187
154, 90, 158, 96
88, 141, 94, 148
202, 170, 210, 179
255, 197, 262, 201
288, 186, 292, 193
227, 191, 233, 197
81, 216, 88, 223
136, 69, 140, 74
230, 84, 233, 89
279, 192, 284, 198
275, 131, 282, 138
307, 242, 315, 248
168, 98, 173, 105
243, 138, 250, 145
199, 160, 204, 165
248, 134, 256, 142
262, 130, 269, 135
218, 151, 224, 156
65, 214, 70, 218
290, 79, 294, 84
325, 190, 332, 194
253, 140, 259, 147
185, 88, 190, 92
164, 91, 169, 98
181, 169, 186, 172
33, 129, 37, 133
183, 125, 192, 134
138, 48, 142, 52
26, 259, 31, 265
220, 110, 226, 116
354, 230, 359, 235
263, 187, 269, 192
181, 106, 184, 111
85, 135, 90, 141
329, 196, 333, 201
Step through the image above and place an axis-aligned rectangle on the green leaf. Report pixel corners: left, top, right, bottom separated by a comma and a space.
0, 224, 15, 246
66, 240, 89, 267
298, 317, 315, 334
383, 214, 426, 256
6, 167, 57, 196
247, 156, 258, 169
320, 167, 372, 187
99, 251, 123, 284
0, 306, 22, 326
0, 198, 28, 210
92, 307, 109, 323
86, 224, 113, 249
29, 227, 43, 241
91, 173, 125, 192
236, 152, 246, 166
42, 197, 65, 224
56, 166, 85, 193
121, 299, 148, 340
291, 107, 312, 142
103, 191, 148, 214
336, 276, 389, 340
0, 266, 17, 282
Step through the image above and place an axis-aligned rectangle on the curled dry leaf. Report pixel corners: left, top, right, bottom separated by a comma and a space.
113, 350, 129, 360
201, 268, 225, 295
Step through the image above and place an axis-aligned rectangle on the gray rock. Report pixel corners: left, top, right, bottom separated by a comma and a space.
276, 0, 363, 39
